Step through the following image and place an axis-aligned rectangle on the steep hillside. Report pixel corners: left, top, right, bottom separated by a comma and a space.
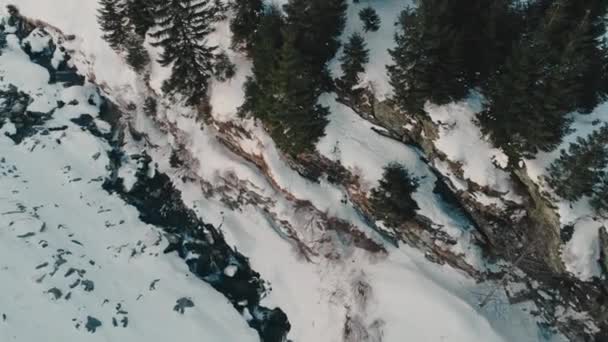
1, 1, 606, 342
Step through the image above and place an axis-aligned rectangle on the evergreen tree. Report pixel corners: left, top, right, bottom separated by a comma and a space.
125, 0, 158, 37
387, 6, 467, 114
387, 0, 519, 114
283, 0, 348, 71
229, 0, 263, 52
241, 4, 284, 122
540, 0, 608, 113
370, 163, 420, 227
149, 0, 224, 105
242, 1, 346, 155
213, 51, 236, 81
266, 31, 329, 155
98, 0, 129, 50
591, 175, 608, 214
338, 32, 369, 90
546, 125, 608, 201
479, 1, 606, 158
125, 33, 150, 72
359, 6, 380, 32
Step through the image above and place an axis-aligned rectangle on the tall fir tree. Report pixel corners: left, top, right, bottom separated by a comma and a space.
149, 0, 223, 106
387, 0, 519, 114
283, 0, 347, 72
98, 0, 129, 50
267, 31, 329, 155
338, 32, 369, 90
479, 0, 607, 158
546, 124, 608, 201
359, 6, 380, 32
241, 5, 284, 122
370, 163, 420, 227
229, 0, 263, 52
591, 175, 608, 214
125, 33, 150, 72
125, 0, 158, 37
242, 1, 347, 155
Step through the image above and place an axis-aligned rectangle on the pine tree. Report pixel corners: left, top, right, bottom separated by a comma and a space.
213, 51, 236, 81
125, 33, 150, 72
387, 0, 519, 114
370, 163, 420, 227
338, 32, 369, 90
98, 0, 129, 50
242, 1, 343, 155
149, 0, 224, 105
283, 0, 348, 71
229, 0, 263, 52
546, 125, 608, 201
540, 0, 608, 113
388, 6, 468, 114
266, 32, 329, 155
479, 1, 605, 158
359, 6, 380, 32
125, 0, 158, 37
241, 4, 284, 121
591, 175, 608, 214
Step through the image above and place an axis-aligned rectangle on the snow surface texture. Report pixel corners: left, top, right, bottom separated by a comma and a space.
0, 1, 569, 342
0, 30, 257, 341
330, 0, 411, 100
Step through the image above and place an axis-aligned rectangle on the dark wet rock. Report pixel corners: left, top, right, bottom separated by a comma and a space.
0, 85, 53, 144
103, 151, 291, 342
173, 297, 194, 314
47, 287, 62, 300
81, 280, 94, 292
68, 279, 80, 289
16, 231, 35, 238
70, 114, 107, 139
149, 279, 160, 291
35, 262, 48, 269
85, 316, 101, 333
20, 27, 84, 87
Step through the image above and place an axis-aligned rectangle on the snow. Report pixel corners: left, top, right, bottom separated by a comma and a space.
2, 0, 137, 94
0, 1, 571, 341
524, 102, 608, 280
21, 27, 52, 52
317, 93, 476, 247
331, 0, 413, 100
0, 35, 258, 342
424, 97, 519, 201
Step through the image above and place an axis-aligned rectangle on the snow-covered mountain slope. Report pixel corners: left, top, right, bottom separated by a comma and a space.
0, 32, 259, 341
0, 1, 593, 342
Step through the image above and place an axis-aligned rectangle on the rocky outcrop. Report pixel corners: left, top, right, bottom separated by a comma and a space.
335, 87, 608, 341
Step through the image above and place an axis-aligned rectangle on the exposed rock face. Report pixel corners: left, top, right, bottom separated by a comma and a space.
335, 87, 608, 341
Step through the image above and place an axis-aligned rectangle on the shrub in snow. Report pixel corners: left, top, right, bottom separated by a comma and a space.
370, 163, 420, 228
359, 7, 380, 32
